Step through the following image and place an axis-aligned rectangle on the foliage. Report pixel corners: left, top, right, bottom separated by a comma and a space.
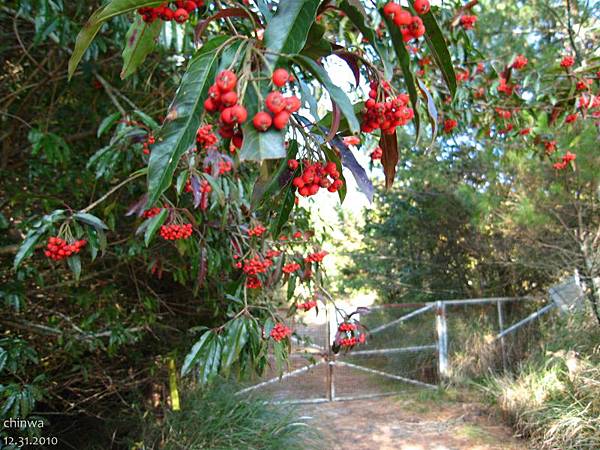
0, 0, 598, 446
478, 314, 600, 449
138, 383, 320, 450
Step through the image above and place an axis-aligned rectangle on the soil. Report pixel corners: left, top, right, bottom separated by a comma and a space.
298, 394, 524, 450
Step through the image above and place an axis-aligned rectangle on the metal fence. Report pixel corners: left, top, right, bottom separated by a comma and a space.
237, 296, 554, 404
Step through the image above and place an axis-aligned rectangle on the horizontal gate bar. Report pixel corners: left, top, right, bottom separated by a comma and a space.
495, 303, 555, 340
270, 397, 331, 405
235, 360, 325, 396
335, 361, 436, 389
367, 297, 534, 311
435, 296, 535, 306
369, 304, 434, 335
332, 392, 402, 402
347, 344, 437, 356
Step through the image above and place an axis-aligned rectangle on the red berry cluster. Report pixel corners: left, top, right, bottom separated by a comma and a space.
297, 299, 317, 312
242, 256, 273, 275
143, 207, 162, 218
443, 118, 457, 133
512, 54, 528, 70
339, 322, 357, 332
291, 161, 343, 197
498, 76, 516, 96
370, 146, 383, 160
565, 113, 578, 124
495, 108, 512, 120
270, 323, 292, 342
253, 92, 301, 132
138, 1, 202, 24
460, 15, 477, 30
247, 225, 267, 237
544, 140, 557, 154
142, 134, 155, 155
204, 70, 246, 148
576, 79, 592, 91
246, 276, 261, 289
282, 262, 301, 274
383, 2, 426, 42
337, 322, 366, 347
159, 223, 193, 240
44, 237, 87, 261
185, 178, 212, 194
305, 251, 328, 263
196, 124, 218, 150
361, 82, 414, 134
560, 55, 575, 68
553, 151, 576, 170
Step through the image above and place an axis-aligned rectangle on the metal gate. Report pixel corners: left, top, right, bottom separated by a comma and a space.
237, 302, 439, 403
236, 297, 551, 403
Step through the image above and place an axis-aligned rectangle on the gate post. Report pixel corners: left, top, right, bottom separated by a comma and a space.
435, 301, 449, 379
496, 300, 508, 371
325, 302, 334, 401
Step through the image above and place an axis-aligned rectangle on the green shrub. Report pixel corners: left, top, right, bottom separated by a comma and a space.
137, 383, 320, 450
477, 314, 600, 449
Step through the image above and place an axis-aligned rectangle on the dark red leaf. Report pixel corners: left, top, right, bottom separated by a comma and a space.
380, 132, 398, 189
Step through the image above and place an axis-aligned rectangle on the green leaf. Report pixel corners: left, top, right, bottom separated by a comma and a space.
181, 330, 212, 376
416, 79, 438, 143
420, 11, 457, 98
97, 112, 121, 138
73, 212, 109, 230
13, 228, 46, 270
382, 10, 421, 140
272, 187, 296, 237
68, 0, 164, 79
121, 16, 163, 79
339, 0, 391, 76
67, 255, 82, 281
133, 110, 159, 129
0, 347, 6, 373
144, 209, 168, 246
293, 55, 360, 134
263, 0, 321, 68
222, 318, 249, 372
253, 141, 299, 208
202, 335, 222, 384
0, 213, 8, 230
147, 37, 228, 206
239, 82, 286, 161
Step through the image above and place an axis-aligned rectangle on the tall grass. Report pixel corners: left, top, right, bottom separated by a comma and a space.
138, 383, 320, 450
476, 313, 600, 449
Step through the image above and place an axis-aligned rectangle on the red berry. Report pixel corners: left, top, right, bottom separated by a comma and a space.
272, 68, 290, 87
413, 0, 430, 15
184, 1, 198, 12
265, 92, 286, 114
284, 96, 301, 113
393, 9, 412, 26
288, 159, 299, 170
204, 98, 218, 112
273, 111, 290, 130
253, 112, 273, 131
216, 70, 237, 92
174, 8, 189, 23
221, 91, 238, 107
293, 177, 305, 188
230, 105, 248, 124
383, 2, 402, 17
160, 8, 174, 21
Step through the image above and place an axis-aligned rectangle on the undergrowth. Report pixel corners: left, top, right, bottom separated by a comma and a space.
136, 382, 320, 450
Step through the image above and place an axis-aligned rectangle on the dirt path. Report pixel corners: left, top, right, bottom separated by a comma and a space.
299, 392, 524, 450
